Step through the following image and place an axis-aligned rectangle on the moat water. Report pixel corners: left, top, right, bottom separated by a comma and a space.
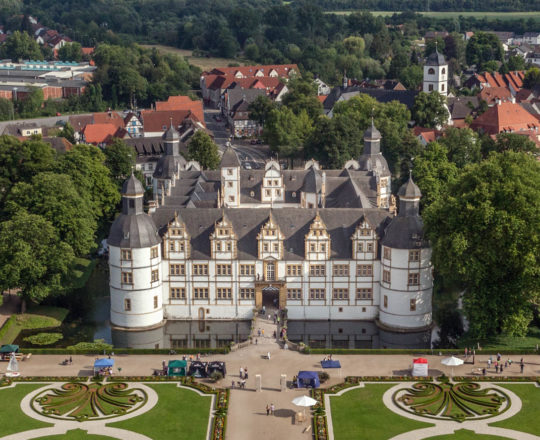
16, 262, 431, 350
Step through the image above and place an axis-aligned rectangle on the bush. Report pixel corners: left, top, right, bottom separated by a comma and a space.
23, 332, 63, 346
318, 371, 330, 384
67, 339, 113, 351
210, 371, 224, 383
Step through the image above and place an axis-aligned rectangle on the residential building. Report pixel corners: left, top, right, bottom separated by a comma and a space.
470, 101, 540, 135
124, 112, 143, 138
108, 123, 433, 332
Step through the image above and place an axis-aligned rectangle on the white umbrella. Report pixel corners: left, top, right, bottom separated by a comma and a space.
292, 395, 318, 416
441, 356, 464, 378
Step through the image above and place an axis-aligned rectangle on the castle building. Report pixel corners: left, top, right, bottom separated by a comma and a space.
423, 49, 448, 96
108, 122, 433, 333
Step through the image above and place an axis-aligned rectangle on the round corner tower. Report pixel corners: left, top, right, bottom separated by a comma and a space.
108, 174, 164, 329
378, 174, 433, 331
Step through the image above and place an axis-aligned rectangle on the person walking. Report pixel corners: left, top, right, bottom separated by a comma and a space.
495, 364, 499, 373
267, 351, 271, 360
261, 329, 265, 337
69, 356, 72, 365
520, 361, 524, 373
266, 404, 270, 416
258, 328, 261, 337
244, 367, 248, 378
240, 367, 244, 379
270, 403, 275, 415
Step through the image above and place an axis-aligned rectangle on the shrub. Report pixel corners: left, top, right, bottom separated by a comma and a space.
67, 339, 113, 351
210, 371, 224, 383
23, 332, 63, 346
318, 371, 330, 384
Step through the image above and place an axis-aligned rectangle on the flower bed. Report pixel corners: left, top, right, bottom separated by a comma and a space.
346, 376, 434, 383
11, 376, 87, 382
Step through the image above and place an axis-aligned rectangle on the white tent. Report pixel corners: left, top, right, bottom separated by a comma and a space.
412, 358, 429, 377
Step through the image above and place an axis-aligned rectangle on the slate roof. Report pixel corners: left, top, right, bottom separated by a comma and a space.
426, 50, 446, 66
108, 213, 162, 248
447, 97, 478, 119
220, 146, 241, 167
122, 174, 145, 196
324, 86, 418, 112
151, 207, 391, 260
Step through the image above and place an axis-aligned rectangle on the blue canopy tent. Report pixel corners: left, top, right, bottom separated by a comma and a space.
321, 360, 341, 368
94, 358, 115, 374
296, 371, 320, 389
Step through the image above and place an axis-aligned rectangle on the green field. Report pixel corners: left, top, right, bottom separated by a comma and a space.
328, 10, 540, 20
492, 384, 540, 436
427, 430, 510, 439
36, 431, 116, 440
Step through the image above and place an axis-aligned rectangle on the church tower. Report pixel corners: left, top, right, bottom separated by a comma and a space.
108, 174, 164, 329
220, 145, 241, 207
423, 48, 448, 96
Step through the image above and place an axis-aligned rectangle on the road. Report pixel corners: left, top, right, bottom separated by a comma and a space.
204, 108, 271, 169
0, 113, 92, 135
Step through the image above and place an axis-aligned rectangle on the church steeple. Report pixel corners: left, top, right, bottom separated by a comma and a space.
162, 118, 180, 156
363, 117, 381, 155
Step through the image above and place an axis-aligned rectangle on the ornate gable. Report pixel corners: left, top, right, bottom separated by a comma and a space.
210, 213, 237, 258
164, 212, 191, 258
305, 212, 330, 260
257, 211, 284, 259
351, 215, 377, 259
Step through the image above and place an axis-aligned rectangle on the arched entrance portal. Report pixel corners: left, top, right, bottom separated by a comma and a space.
262, 286, 280, 312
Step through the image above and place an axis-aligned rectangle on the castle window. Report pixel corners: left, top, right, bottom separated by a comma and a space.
240, 288, 255, 299
310, 265, 325, 276
169, 241, 176, 251
129, 199, 135, 208
384, 295, 388, 308
227, 169, 233, 175
357, 265, 373, 276
273, 243, 279, 252
216, 264, 232, 276
357, 242, 363, 252
276, 189, 281, 196
216, 242, 222, 251
265, 189, 271, 196
408, 272, 420, 286
441, 84, 445, 91
228, 196, 235, 202
179, 242, 184, 251
193, 287, 209, 299
250, 191, 255, 197
121, 249, 132, 261
226, 242, 232, 252
442, 67, 446, 74
332, 288, 349, 299
309, 288, 325, 300
151, 269, 159, 282
367, 243, 374, 252
124, 298, 131, 311
170, 228, 181, 236
170, 264, 185, 276
383, 270, 391, 283
410, 298, 417, 311
154, 296, 158, 309
356, 288, 373, 300
333, 265, 349, 276
240, 264, 255, 276
428, 84, 434, 91
274, 180, 278, 186
151, 246, 159, 259
409, 250, 420, 262
193, 264, 208, 275
170, 287, 186, 299
310, 243, 316, 252
292, 192, 296, 197
227, 181, 233, 187
287, 288, 302, 299
121, 271, 133, 284
287, 264, 302, 276
428, 68, 435, 74
217, 288, 232, 299
320, 243, 326, 252
383, 247, 391, 260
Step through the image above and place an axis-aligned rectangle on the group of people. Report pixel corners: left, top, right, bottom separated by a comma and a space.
97, 367, 114, 376
266, 403, 275, 416
485, 354, 525, 374
231, 366, 249, 389
61, 356, 73, 366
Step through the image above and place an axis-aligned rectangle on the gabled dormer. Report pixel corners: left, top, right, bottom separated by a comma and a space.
257, 211, 284, 259
261, 159, 284, 204
351, 215, 377, 260
305, 212, 330, 261
210, 213, 237, 259
164, 212, 191, 259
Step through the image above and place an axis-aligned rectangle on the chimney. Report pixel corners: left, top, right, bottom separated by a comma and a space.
496, 98, 502, 106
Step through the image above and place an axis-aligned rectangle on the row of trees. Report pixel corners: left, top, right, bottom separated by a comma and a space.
0, 136, 137, 306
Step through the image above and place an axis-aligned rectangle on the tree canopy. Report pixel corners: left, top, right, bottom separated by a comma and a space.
187, 130, 220, 170
413, 92, 449, 128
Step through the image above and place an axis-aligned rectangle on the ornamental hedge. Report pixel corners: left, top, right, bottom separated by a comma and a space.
17, 347, 230, 355
304, 348, 539, 355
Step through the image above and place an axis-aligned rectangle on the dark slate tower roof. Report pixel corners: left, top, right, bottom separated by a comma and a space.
426, 49, 446, 66
162, 124, 180, 141
381, 174, 426, 249
220, 145, 240, 168
358, 120, 390, 177
108, 175, 161, 249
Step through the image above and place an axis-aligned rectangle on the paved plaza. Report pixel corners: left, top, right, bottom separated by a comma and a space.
1, 317, 540, 439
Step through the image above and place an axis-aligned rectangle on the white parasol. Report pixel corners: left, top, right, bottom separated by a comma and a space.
6, 352, 20, 377
292, 395, 318, 416
441, 356, 464, 378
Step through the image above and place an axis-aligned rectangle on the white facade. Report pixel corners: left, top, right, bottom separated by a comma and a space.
423, 60, 448, 96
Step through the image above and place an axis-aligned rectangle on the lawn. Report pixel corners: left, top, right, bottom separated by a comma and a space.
108, 384, 212, 439
426, 430, 510, 439
0, 305, 69, 345
491, 384, 540, 436
141, 44, 251, 71
329, 384, 434, 440
328, 10, 540, 20
0, 384, 52, 436
35, 431, 116, 440
458, 326, 540, 351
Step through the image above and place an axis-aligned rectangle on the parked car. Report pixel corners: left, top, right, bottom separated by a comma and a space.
244, 162, 252, 170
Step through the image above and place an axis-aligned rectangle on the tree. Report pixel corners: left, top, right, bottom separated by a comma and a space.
413, 141, 458, 208
424, 152, 540, 338
466, 32, 504, 67
187, 131, 220, 169
0, 97, 14, 121
57, 42, 83, 62
59, 122, 75, 144
492, 133, 537, 154
281, 77, 322, 121
104, 138, 136, 182
55, 144, 120, 222
507, 55, 526, 72
248, 95, 274, 127
439, 127, 482, 168
413, 92, 448, 128
523, 67, 540, 89
0, 211, 73, 305
263, 106, 313, 159
343, 36, 365, 57
5, 172, 97, 256
399, 65, 423, 90
16, 87, 44, 116
0, 31, 42, 61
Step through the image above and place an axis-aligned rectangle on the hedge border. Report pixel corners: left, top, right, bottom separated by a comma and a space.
304, 348, 539, 355
18, 347, 230, 355
0, 315, 16, 342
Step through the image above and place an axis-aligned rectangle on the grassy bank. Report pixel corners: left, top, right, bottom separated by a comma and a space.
0, 306, 68, 345
328, 10, 540, 20
458, 326, 540, 352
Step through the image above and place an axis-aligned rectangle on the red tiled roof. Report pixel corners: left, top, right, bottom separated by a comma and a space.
317, 95, 327, 104
470, 102, 539, 135
478, 86, 512, 105
81, 47, 94, 55
140, 109, 197, 133
93, 112, 125, 130
204, 64, 298, 78
82, 123, 122, 144
155, 96, 204, 126
471, 71, 525, 91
